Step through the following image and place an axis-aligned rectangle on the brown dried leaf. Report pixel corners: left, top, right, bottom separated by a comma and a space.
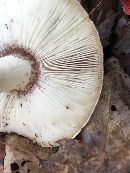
87, 0, 117, 47
97, 11, 117, 47
4, 135, 54, 173
81, 57, 130, 173
114, 16, 128, 35
113, 18, 130, 75
113, 21, 130, 56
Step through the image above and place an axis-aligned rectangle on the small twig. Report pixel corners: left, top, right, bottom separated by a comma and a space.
89, 0, 104, 15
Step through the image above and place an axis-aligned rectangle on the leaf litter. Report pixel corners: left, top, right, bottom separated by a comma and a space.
0, 0, 130, 172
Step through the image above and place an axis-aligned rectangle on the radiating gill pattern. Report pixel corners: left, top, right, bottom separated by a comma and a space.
0, 0, 103, 146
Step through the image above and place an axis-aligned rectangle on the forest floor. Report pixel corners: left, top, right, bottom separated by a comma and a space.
1, 0, 130, 173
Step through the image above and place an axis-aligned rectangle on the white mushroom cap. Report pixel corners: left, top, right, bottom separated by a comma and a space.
0, 0, 103, 147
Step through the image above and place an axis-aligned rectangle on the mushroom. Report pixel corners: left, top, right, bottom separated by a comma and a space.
0, 0, 103, 147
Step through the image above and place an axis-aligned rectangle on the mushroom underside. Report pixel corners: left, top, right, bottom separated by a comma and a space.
0, 0, 103, 147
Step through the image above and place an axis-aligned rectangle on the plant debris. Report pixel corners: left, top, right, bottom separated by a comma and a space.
0, 0, 130, 172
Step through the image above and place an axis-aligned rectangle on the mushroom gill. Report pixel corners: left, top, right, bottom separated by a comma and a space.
0, 0, 103, 147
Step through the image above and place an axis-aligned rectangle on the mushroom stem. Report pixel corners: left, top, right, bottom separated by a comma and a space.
0, 56, 31, 93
